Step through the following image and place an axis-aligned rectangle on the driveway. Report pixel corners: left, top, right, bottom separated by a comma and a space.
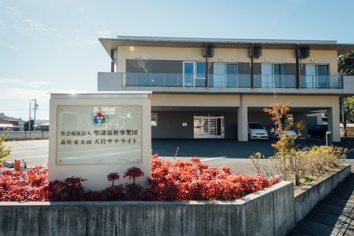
7, 138, 354, 175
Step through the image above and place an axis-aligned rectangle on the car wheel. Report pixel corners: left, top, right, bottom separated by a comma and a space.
248, 134, 251, 141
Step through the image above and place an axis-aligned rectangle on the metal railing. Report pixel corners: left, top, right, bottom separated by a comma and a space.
123, 73, 343, 89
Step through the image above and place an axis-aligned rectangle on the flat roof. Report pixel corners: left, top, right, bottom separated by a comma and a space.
99, 35, 354, 57
50, 91, 152, 99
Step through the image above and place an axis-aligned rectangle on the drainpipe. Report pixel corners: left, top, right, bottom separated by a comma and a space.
111, 49, 115, 72
205, 43, 208, 88
295, 44, 300, 89
250, 44, 254, 89
342, 98, 347, 137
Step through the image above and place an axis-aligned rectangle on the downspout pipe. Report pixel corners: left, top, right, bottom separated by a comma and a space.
295, 44, 300, 89
205, 42, 208, 88
111, 49, 115, 72
250, 44, 254, 89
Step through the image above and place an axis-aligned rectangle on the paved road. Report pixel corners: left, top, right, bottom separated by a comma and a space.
7, 138, 354, 175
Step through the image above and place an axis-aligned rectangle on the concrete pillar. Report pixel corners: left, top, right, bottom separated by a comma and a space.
327, 107, 341, 142
238, 95, 248, 141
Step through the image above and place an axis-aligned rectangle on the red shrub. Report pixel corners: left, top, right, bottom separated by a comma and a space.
107, 172, 119, 186
124, 167, 144, 181
0, 165, 48, 201
144, 155, 280, 201
0, 155, 279, 202
49, 176, 86, 201
84, 190, 104, 201
104, 185, 124, 201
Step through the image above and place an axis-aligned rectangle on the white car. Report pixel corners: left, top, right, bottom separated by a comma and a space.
248, 122, 268, 140
266, 124, 298, 140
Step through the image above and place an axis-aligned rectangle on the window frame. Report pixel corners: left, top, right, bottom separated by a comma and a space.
151, 113, 157, 126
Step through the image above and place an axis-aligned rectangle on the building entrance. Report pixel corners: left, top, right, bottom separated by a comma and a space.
194, 114, 225, 138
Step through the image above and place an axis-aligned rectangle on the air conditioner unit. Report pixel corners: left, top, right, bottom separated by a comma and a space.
203, 46, 214, 57
249, 46, 262, 58
299, 47, 310, 58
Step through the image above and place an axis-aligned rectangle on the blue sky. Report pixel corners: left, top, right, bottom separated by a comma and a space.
1, 0, 354, 121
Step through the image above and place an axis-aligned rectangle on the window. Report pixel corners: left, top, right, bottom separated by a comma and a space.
262, 64, 285, 88
305, 65, 329, 88
213, 63, 237, 87
197, 62, 206, 79
151, 113, 157, 126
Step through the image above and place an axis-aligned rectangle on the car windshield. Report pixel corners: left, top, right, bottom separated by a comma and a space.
249, 123, 263, 129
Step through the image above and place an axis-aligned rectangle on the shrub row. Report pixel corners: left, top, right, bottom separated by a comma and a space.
0, 155, 279, 201
250, 145, 347, 184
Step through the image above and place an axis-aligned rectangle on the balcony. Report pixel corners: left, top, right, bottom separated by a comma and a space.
123, 73, 343, 89
98, 72, 351, 95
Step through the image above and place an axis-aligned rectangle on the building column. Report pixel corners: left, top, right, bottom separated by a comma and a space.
238, 95, 248, 141
327, 107, 341, 142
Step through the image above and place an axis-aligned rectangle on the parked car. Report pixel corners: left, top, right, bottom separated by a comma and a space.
307, 124, 328, 138
248, 122, 268, 140
266, 124, 298, 140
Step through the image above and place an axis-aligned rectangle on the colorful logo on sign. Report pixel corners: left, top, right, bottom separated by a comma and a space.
93, 112, 106, 125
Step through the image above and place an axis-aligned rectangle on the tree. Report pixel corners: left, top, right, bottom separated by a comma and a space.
24, 120, 34, 131
345, 97, 354, 123
338, 51, 354, 124
0, 129, 13, 164
338, 50, 354, 75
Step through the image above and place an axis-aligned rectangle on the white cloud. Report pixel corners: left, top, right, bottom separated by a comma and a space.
0, 78, 49, 87
97, 29, 111, 38
23, 18, 46, 32
19, 18, 57, 37
7, 5, 20, 16
10, 45, 18, 50
70, 36, 98, 46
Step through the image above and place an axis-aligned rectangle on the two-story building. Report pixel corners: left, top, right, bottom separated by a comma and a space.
97, 36, 354, 142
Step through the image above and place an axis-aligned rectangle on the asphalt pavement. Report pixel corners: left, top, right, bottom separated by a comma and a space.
6, 137, 354, 175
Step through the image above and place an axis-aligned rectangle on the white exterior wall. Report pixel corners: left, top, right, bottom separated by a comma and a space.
116, 46, 338, 75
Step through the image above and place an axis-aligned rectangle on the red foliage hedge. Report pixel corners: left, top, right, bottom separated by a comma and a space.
0, 164, 48, 201
0, 155, 279, 201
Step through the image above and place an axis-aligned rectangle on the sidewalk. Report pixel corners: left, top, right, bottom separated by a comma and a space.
288, 173, 354, 235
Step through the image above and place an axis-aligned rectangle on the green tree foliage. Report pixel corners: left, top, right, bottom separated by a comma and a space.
24, 120, 34, 131
345, 97, 354, 123
0, 129, 13, 164
338, 50, 354, 75
338, 51, 354, 123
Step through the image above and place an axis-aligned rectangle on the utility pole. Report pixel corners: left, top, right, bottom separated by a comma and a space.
28, 101, 32, 131
33, 99, 38, 131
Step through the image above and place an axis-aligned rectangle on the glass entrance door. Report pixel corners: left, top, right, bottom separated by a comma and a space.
194, 114, 224, 138
214, 63, 226, 87
183, 62, 195, 87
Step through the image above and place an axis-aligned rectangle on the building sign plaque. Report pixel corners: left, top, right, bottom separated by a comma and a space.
56, 105, 142, 165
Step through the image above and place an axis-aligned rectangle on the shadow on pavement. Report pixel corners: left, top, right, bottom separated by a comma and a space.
152, 138, 354, 159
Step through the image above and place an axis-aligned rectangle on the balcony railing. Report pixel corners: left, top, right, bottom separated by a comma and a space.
124, 73, 343, 89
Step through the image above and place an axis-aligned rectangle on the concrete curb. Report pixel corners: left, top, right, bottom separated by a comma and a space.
0, 182, 294, 236
294, 164, 352, 223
